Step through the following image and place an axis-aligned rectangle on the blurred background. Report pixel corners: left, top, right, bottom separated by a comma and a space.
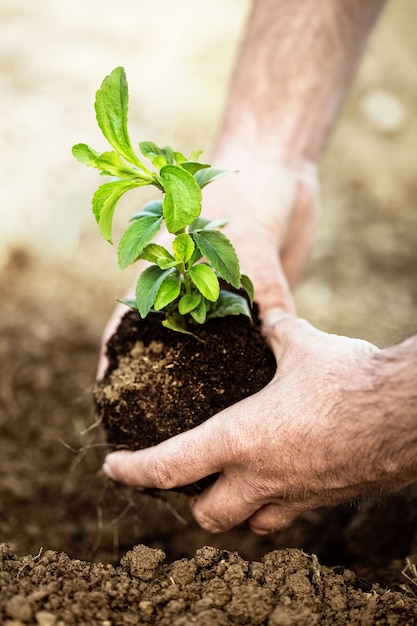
1, 0, 416, 345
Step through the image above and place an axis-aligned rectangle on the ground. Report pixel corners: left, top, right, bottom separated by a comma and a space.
0, 0, 417, 623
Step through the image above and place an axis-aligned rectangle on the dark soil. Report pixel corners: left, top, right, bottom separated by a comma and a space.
94, 308, 276, 493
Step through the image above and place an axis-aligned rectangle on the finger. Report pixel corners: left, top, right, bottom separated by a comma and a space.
103, 416, 230, 491
262, 307, 315, 355
189, 472, 261, 533
247, 502, 302, 535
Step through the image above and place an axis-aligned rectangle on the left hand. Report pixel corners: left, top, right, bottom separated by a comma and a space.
103, 308, 396, 535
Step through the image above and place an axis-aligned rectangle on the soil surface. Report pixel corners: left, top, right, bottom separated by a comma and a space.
1, 0, 417, 623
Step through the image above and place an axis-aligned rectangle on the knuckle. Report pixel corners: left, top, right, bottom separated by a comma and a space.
145, 455, 179, 491
193, 509, 225, 534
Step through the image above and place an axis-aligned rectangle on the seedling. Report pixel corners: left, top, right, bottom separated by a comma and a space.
72, 67, 253, 337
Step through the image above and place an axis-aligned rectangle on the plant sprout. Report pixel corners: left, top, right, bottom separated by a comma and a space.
72, 67, 253, 337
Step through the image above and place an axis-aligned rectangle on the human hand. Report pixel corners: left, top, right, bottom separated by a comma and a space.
103, 308, 414, 535
200, 148, 318, 316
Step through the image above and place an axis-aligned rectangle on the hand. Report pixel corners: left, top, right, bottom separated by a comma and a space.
103, 308, 410, 535
201, 148, 318, 316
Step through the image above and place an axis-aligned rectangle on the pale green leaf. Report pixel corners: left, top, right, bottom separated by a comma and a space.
150, 155, 167, 169
92, 180, 139, 243
187, 243, 203, 267
173, 151, 186, 164
190, 298, 207, 324
162, 314, 201, 339
163, 145, 175, 165
130, 199, 163, 221
139, 141, 165, 159
188, 264, 219, 302
189, 149, 203, 161
118, 215, 163, 269
72, 143, 99, 164
140, 243, 175, 265
189, 217, 228, 231
194, 167, 235, 189
94, 67, 145, 169
117, 297, 137, 310
180, 161, 210, 175
240, 274, 255, 306
178, 293, 201, 315
192, 230, 240, 288
135, 266, 175, 318
94, 151, 154, 181
160, 165, 202, 233
208, 291, 251, 320
172, 233, 195, 264
154, 274, 181, 310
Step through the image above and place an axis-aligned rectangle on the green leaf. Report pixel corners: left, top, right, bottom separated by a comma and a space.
187, 243, 203, 267
162, 313, 201, 339
189, 149, 203, 161
94, 67, 145, 169
178, 292, 201, 315
92, 180, 139, 243
194, 167, 235, 189
118, 215, 163, 269
240, 274, 254, 305
160, 165, 202, 233
189, 217, 228, 231
139, 142, 175, 165
139, 141, 165, 159
72, 143, 99, 164
154, 274, 181, 310
130, 199, 163, 221
173, 151, 186, 164
117, 298, 137, 310
140, 243, 175, 265
208, 291, 251, 320
180, 161, 211, 176
135, 266, 175, 318
139, 142, 167, 169
192, 230, 240, 288
94, 151, 154, 181
190, 298, 207, 324
172, 233, 195, 264
188, 264, 219, 302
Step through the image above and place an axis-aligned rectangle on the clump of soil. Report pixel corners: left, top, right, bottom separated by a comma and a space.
2, 543, 417, 625
94, 309, 276, 493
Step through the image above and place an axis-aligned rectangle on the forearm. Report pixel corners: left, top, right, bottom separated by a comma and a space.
216, 0, 385, 163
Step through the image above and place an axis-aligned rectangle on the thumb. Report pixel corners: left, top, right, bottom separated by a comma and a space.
261, 307, 296, 358
103, 417, 227, 491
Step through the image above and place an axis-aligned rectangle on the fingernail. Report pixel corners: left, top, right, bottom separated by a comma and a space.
103, 461, 117, 481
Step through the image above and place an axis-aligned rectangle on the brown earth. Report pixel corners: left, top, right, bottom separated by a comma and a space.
1, 0, 417, 623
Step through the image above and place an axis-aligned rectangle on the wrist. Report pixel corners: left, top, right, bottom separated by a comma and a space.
359, 338, 417, 487
211, 138, 318, 196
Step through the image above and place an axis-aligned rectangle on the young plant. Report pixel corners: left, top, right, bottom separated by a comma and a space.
72, 66, 254, 337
